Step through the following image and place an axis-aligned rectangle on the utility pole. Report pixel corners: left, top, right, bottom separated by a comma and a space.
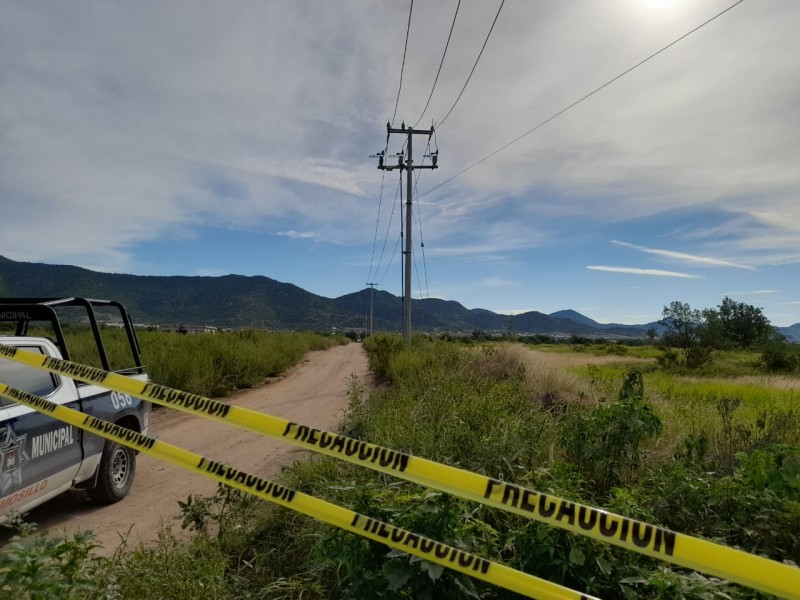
374, 122, 437, 343
365, 282, 377, 336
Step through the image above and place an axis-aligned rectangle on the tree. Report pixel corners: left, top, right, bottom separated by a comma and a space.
659, 301, 712, 367
646, 327, 657, 343
703, 296, 775, 349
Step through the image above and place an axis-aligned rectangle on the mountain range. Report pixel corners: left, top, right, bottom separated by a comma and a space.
1, 256, 797, 340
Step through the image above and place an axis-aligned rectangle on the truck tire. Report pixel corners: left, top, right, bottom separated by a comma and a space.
87, 440, 136, 504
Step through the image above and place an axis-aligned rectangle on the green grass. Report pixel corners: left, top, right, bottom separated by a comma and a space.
532, 343, 663, 359
575, 362, 798, 406
61, 328, 346, 396
573, 362, 800, 463
675, 349, 766, 377
356, 338, 559, 476
139, 330, 344, 396
10, 337, 797, 599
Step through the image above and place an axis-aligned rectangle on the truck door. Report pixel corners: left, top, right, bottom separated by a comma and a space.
0, 405, 16, 502
0, 345, 82, 509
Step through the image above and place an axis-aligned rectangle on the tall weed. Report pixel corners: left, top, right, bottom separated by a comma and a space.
560, 371, 662, 495
357, 337, 556, 477
0, 516, 118, 599
64, 328, 344, 396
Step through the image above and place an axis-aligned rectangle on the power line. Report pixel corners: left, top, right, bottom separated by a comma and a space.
366, 170, 387, 282
372, 172, 403, 282
436, 0, 505, 129
413, 251, 423, 301
412, 140, 432, 298
391, 0, 414, 126
375, 175, 404, 287
399, 169, 404, 304
415, 195, 431, 299
366, 130, 392, 282
411, 246, 429, 325
421, 0, 746, 199
413, 0, 462, 128
376, 234, 402, 286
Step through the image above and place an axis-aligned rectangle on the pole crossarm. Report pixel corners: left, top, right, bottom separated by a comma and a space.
387, 127, 434, 135
379, 165, 437, 172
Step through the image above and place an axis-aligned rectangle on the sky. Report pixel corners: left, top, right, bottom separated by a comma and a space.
2, 0, 800, 326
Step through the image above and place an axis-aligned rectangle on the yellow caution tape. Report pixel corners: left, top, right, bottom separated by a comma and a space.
0, 382, 595, 600
1, 343, 798, 599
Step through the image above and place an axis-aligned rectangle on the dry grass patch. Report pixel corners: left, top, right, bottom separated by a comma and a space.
521, 348, 654, 370
680, 374, 800, 392
496, 344, 655, 406
494, 344, 587, 405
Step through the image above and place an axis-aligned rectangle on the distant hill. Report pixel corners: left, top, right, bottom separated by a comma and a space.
550, 309, 658, 336
5, 255, 793, 338
549, 309, 600, 328
778, 324, 800, 342
332, 290, 595, 335
0, 255, 341, 330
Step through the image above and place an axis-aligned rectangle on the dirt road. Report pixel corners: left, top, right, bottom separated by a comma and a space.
17, 343, 369, 554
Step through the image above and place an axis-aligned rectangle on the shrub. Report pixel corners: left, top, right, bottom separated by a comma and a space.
624, 450, 800, 565
560, 371, 662, 494
0, 516, 116, 599
737, 444, 800, 497
761, 340, 800, 373
363, 334, 404, 383
314, 488, 491, 599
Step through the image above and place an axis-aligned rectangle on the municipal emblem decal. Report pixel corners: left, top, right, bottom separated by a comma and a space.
0, 426, 29, 494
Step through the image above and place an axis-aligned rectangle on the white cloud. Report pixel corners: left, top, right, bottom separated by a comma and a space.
770, 257, 800, 266
478, 277, 515, 288
622, 314, 658, 320
196, 268, 228, 277
0, 2, 389, 267
611, 240, 754, 269
1, 0, 800, 281
586, 266, 703, 278
277, 230, 319, 241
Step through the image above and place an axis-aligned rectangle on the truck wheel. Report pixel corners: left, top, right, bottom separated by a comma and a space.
87, 440, 136, 504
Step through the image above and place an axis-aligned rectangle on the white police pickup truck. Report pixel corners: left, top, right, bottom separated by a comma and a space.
0, 298, 150, 517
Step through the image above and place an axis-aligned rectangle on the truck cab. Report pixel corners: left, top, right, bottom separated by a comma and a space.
0, 298, 150, 518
